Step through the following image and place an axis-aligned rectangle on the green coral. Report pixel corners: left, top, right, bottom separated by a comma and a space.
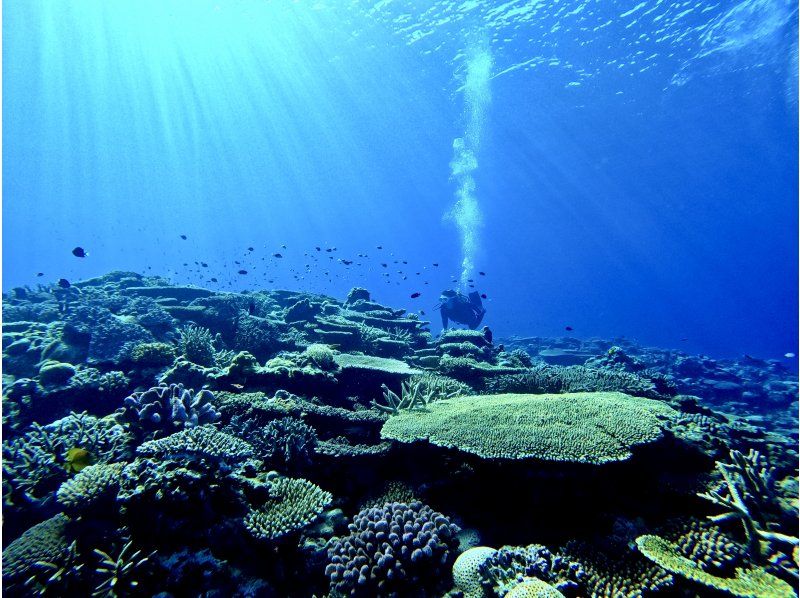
179, 324, 216, 366
698, 449, 798, 559
333, 353, 420, 375
563, 540, 673, 598
130, 342, 177, 366
243, 474, 332, 541
3, 412, 129, 509
136, 425, 253, 463
636, 534, 794, 597
302, 344, 338, 370
381, 392, 676, 463
2, 513, 71, 583
56, 462, 125, 512
38, 360, 76, 386
505, 578, 565, 598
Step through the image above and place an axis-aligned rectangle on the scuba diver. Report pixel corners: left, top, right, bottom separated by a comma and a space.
435, 289, 486, 329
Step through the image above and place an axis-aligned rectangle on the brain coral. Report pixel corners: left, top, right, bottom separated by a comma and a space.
381, 392, 676, 463
325, 501, 460, 597
505, 578, 565, 598
453, 546, 497, 598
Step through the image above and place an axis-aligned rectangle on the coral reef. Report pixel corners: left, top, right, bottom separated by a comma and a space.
2, 273, 797, 597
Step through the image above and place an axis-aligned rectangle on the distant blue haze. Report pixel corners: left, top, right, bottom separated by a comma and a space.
4, 0, 798, 359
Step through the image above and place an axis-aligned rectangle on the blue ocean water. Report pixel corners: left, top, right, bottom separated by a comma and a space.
4, 0, 798, 360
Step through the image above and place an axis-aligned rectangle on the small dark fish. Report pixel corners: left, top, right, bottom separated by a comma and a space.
58, 278, 71, 288
180, 235, 187, 240
315, 247, 321, 251
410, 292, 421, 298
36, 272, 44, 277
432, 263, 439, 267
71, 247, 87, 258
420, 310, 426, 315
235, 261, 241, 265
479, 271, 486, 276
341, 259, 353, 265
480, 293, 487, 299
273, 253, 283, 258
376, 245, 383, 249
238, 269, 248, 275
468, 279, 474, 282
281, 245, 287, 249
201, 262, 208, 268
680, 338, 688, 342
210, 277, 218, 282
565, 326, 573, 332
381, 263, 388, 268
247, 247, 254, 251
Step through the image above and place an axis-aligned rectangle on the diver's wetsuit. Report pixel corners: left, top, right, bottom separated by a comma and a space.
438, 290, 486, 329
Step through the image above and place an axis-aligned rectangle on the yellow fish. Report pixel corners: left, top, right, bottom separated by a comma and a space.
65, 448, 94, 473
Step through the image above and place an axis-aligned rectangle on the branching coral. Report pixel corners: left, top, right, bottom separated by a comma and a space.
698, 449, 799, 559
117, 383, 220, 441
179, 324, 217, 366
92, 540, 154, 597
325, 501, 460, 597
3, 412, 129, 509
243, 474, 332, 541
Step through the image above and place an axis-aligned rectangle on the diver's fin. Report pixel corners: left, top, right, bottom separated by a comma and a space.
468, 291, 483, 307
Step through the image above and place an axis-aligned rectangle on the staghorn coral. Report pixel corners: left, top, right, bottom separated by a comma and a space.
117, 383, 220, 441
381, 392, 676, 463
698, 449, 799, 559
359, 481, 419, 511
325, 501, 460, 597
636, 534, 794, 597
3, 412, 129, 509
372, 373, 471, 415
244, 473, 332, 541
92, 540, 154, 596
